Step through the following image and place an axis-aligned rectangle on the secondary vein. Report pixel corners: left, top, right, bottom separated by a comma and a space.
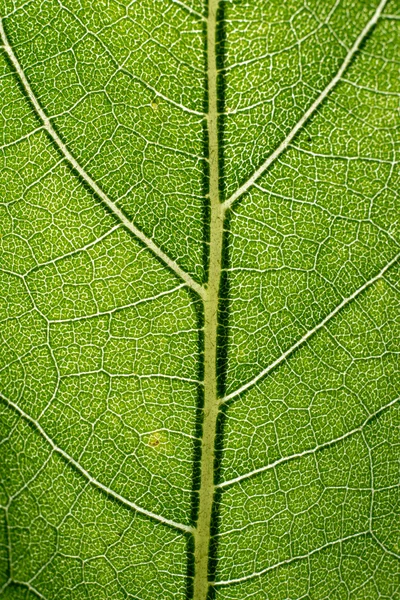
222, 0, 390, 211
221, 252, 400, 404
0, 17, 205, 300
212, 531, 370, 586
1, 392, 193, 534
217, 395, 399, 488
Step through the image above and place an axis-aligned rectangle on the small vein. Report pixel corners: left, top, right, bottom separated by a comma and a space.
371, 532, 400, 560
11, 581, 48, 600
0, 17, 205, 300
341, 77, 400, 97
47, 283, 187, 323
105, 373, 203, 385
54, 0, 204, 115
169, 0, 206, 21
212, 531, 369, 586
23, 224, 121, 276
221, 20, 324, 73
288, 144, 398, 165
221, 252, 400, 404
0, 392, 193, 534
0, 581, 11, 596
0, 126, 45, 151
118, 70, 204, 117
223, 0, 390, 211
217, 395, 399, 488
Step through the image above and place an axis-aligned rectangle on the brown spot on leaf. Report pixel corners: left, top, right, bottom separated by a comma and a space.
147, 431, 168, 451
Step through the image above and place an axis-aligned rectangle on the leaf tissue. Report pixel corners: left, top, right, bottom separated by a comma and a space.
0, 0, 399, 598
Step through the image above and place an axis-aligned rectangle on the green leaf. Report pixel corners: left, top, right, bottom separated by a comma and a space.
0, 0, 399, 598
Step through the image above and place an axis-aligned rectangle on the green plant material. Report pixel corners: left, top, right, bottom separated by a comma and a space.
0, 0, 399, 598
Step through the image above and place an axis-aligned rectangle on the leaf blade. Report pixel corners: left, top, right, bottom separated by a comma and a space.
1, 0, 399, 598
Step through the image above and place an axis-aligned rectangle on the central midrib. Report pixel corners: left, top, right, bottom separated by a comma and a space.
193, 0, 224, 598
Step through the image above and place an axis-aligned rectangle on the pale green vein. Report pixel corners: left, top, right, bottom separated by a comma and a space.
223, 0, 390, 211
341, 77, 400, 97
221, 252, 400, 403
47, 283, 188, 323
0, 125, 45, 151
371, 532, 400, 560
192, 1, 223, 598
169, 0, 206, 21
55, 0, 205, 114
212, 531, 370, 586
23, 224, 121, 276
288, 145, 398, 165
0, 507, 11, 595
0, 393, 193, 534
4, 580, 48, 600
217, 395, 399, 489
0, 17, 205, 300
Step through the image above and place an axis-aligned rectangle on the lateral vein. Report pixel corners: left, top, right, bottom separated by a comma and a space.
223, 0, 389, 211
217, 395, 399, 488
221, 252, 400, 404
0, 17, 205, 300
169, 0, 206, 21
212, 531, 370, 586
0, 393, 193, 534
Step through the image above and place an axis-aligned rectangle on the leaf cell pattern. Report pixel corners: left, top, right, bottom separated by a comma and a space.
0, 0, 399, 599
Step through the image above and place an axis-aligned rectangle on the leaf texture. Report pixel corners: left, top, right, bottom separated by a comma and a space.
0, 0, 399, 599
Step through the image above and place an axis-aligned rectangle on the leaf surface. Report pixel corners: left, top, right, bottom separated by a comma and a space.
0, 0, 399, 598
